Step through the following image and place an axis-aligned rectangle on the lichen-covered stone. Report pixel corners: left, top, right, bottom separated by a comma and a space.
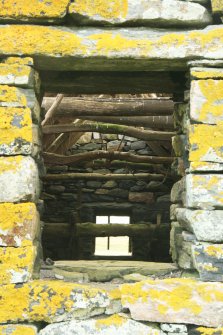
0, 324, 37, 335
172, 135, 188, 157
0, 203, 39, 247
39, 315, 161, 335
0, 107, 33, 155
189, 162, 223, 172
190, 80, 223, 124
0, 0, 70, 22
0, 64, 34, 87
170, 178, 185, 204
0, 25, 223, 71
185, 174, 223, 209
0, 280, 112, 323
189, 124, 223, 163
192, 243, 223, 281
190, 326, 223, 335
176, 208, 223, 242
121, 278, 223, 327
69, 0, 212, 27
0, 85, 40, 122
0, 156, 40, 203
191, 67, 223, 79
0, 245, 36, 284
211, 0, 223, 13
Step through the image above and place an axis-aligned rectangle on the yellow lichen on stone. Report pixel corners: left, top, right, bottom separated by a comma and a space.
0, 156, 23, 174
197, 327, 223, 335
191, 68, 223, 79
96, 314, 126, 329
189, 123, 223, 162
0, 325, 36, 335
0, 25, 222, 59
0, 107, 32, 146
3, 57, 33, 66
205, 245, 223, 258
199, 263, 219, 272
211, 0, 223, 13
191, 80, 223, 123
69, 0, 128, 20
0, 64, 31, 78
0, 0, 70, 19
0, 246, 36, 284
0, 85, 27, 106
0, 202, 38, 246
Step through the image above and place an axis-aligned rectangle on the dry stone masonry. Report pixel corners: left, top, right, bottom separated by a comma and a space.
0, 0, 223, 334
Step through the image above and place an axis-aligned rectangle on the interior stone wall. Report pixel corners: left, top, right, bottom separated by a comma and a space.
42, 134, 172, 261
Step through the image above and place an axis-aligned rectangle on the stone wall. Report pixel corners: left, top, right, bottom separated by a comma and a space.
42, 134, 172, 261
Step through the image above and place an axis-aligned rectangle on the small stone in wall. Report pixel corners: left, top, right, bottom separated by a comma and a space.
39, 314, 161, 335
129, 192, 154, 204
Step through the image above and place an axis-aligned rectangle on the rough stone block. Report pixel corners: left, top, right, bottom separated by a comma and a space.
189, 124, 223, 163
129, 192, 154, 204
0, 0, 70, 21
161, 324, 187, 333
0, 324, 37, 335
121, 278, 223, 327
39, 314, 161, 335
69, 0, 212, 27
0, 85, 40, 122
0, 280, 112, 323
172, 135, 188, 157
170, 178, 185, 204
0, 203, 39, 247
173, 103, 189, 134
0, 107, 34, 155
189, 161, 223, 172
192, 243, 223, 281
185, 174, 223, 209
176, 208, 223, 242
0, 63, 34, 87
191, 67, 223, 79
190, 80, 223, 124
0, 245, 36, 284
0, 156, 40, 203
0, 26, 223, 72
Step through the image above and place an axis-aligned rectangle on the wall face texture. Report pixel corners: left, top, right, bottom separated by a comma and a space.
0, 1, 223, 335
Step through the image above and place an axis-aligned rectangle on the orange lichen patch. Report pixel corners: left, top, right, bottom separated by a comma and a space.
0, 86, 27, 106
0, 203, 38, 246
0, 156, 23, 174
211, 0, 223, 13
0, 325, 36, 335
0, 107, 32, 146
191, 80, 223, 124
0, 0, 70, 19
95, 314, 126, 329
0, 245, 36, 285
69, 0, 128, 20
189, 123, 223, 162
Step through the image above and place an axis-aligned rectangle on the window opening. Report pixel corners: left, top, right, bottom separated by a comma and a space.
94, 215, 132, 256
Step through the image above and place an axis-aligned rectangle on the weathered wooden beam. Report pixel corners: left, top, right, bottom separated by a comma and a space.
43, 97, 174, 117
42, 172, 164, 181
75, 223, 155, 237
43, 122, 175, 141
84, 160, 165, 172
41, 71, 185, 94
60, 115, 174, 130
43, 151, 174, 165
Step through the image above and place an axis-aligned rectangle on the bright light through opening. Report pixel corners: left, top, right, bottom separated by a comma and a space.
94, 216, 132, 256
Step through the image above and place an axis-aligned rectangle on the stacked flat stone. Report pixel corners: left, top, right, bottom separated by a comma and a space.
171, 65, 223, 281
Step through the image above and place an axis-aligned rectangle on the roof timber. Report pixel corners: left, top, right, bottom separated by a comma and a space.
0, 25, 222, 71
